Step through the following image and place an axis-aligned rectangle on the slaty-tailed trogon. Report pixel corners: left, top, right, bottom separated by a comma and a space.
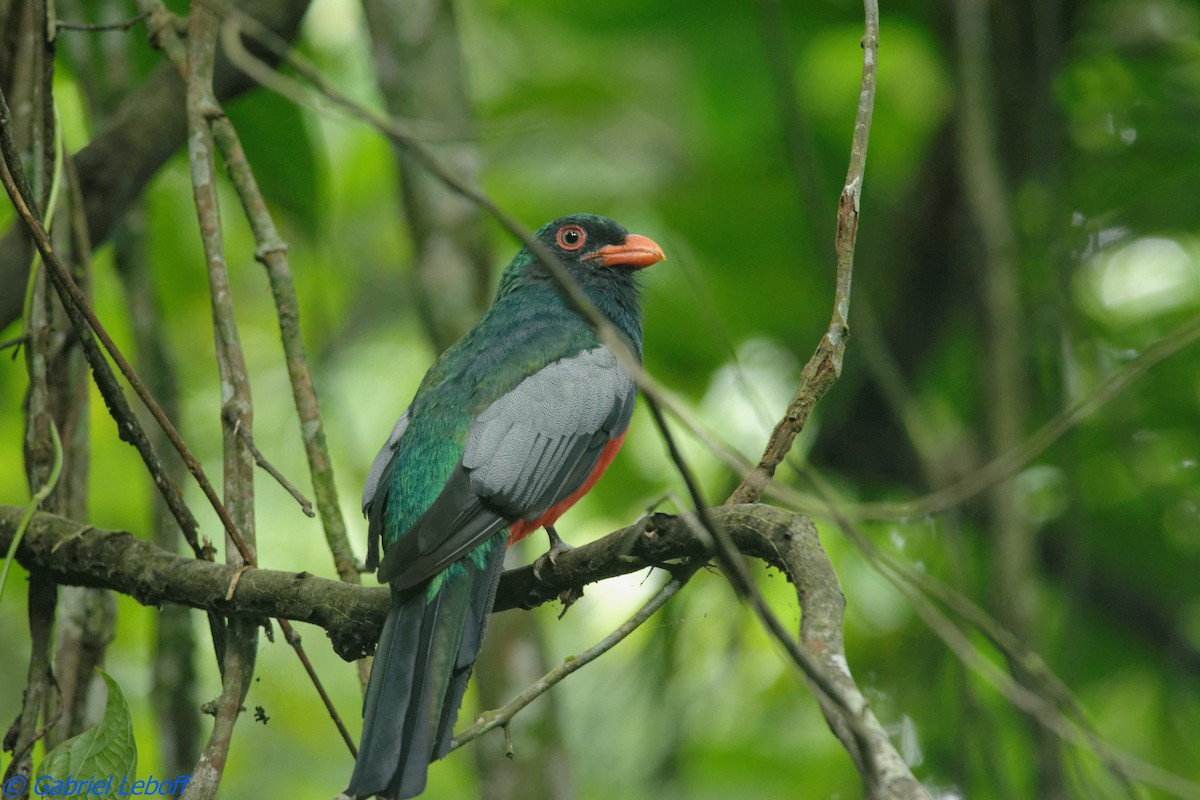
346, 214, 665, 799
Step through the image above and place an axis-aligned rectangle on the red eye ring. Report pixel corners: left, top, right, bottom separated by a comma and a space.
556, 225, 587, 251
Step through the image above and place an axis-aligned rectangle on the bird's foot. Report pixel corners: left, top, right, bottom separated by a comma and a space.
544, 524, 574, 564
530, 526, 583, 616
556, 585, 583, 619
532, 526, 573, 579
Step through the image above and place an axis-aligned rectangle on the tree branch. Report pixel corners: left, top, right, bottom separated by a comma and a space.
0, 503, 925, 796
178, 6, 261, 797
450, 561, 700, 752
213, 117, 357, 585
0, 507, 804, 631
728, 0, 879, 505
0, 84, 212, 561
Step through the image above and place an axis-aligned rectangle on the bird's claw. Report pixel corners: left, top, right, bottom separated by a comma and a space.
530, 526, 583, 616
556, 585, 583, 619
544, 525, 574, 564
532, 525, 573, 580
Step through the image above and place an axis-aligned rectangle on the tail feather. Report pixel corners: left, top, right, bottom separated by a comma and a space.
434, 540, 506, 758
346, 535, 507, 800
347, 590, 421, 795
393, 579, 469, 798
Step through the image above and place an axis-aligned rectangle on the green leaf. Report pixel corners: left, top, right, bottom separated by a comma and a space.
37, 671, 137, 800
225, 89, 321, 234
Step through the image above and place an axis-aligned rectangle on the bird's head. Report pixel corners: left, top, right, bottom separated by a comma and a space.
499, 214, 666, 294
536, 213, 665, 271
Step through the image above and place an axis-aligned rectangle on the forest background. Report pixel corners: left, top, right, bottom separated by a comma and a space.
0, 0, 1198, 798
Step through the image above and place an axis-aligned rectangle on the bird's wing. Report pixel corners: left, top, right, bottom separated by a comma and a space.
363, 410, 410, 572
378, 346, 636, 588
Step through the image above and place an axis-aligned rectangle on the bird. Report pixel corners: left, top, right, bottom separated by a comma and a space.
346, 213, 665, 799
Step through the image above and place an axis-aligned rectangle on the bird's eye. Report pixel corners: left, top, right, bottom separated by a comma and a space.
556, 225, 587, 251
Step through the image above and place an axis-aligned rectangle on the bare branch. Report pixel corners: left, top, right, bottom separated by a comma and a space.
210, 115, 357, 585
451, 562, 700, 751
0, 85, 210, 562
799, 468, 1200, 800
0, 505, 387, 659
179, 5, 260, 796
728, 0, 879, 505
238, 428, 315, 518
55, 12, 149, 33
0, 505, 800, 647
0, 502, 928, 796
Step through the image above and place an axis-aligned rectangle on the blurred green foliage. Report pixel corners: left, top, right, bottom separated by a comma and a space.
2, 0, 1200, 798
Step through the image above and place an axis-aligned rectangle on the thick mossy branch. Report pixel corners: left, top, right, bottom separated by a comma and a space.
1, 503, 928, 796
0, 505, 815, 660
0, 506, 385, 660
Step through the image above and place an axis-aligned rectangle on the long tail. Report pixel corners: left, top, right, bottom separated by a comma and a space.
346, 535, 506, 799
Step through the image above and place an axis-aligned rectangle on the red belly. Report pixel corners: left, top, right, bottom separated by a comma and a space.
508, 432, 627, 544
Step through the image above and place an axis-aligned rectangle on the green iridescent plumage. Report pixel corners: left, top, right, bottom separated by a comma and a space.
347, 214, 659, 800
382, 215, 643, 552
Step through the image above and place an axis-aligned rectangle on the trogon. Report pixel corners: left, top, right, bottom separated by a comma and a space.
346, 214, 665, 799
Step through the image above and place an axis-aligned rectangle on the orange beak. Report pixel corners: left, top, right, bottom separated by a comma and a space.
584, 233, 666, 269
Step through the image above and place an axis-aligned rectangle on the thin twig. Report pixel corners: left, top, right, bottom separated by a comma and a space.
799, 468, 1200, 800
626, 1, 889, 785
55, 12, 149, 32
276, 618, 358, 756
806, 313, 1200, 521
181, 5, 260, 797
728, 0, 878, 505
690, 6, 919, 793
449, 563, 699, 751
642, 395, 884, 786
624, 312, 1200, 528
138, 0, 360, 765
0, 86, 209, 561
209, 115, 357, 583
237, 428, 314, 517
